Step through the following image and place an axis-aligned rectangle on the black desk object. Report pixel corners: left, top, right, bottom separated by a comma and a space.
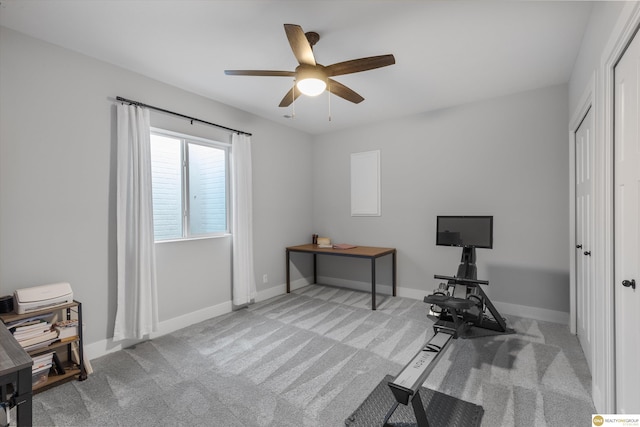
0, 323, 32, 426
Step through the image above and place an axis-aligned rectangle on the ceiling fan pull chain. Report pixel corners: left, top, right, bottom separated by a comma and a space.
328, 81, 332, 122
291, 79, 296, 119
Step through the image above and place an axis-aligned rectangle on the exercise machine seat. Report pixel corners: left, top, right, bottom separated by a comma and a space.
423, 294, 475, 311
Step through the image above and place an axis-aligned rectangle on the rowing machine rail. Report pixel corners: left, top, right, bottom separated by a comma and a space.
388, 332, 453, 405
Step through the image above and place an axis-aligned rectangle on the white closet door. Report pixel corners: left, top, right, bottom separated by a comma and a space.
614, 29, 640, 413
575, 106, 594, 373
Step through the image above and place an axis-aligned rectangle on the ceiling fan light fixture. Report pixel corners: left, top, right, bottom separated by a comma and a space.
295, 65, 327, 97
296, 77, 327, 96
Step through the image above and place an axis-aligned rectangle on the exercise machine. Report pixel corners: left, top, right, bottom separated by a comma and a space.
426, 246, 508, 337
384, 245, 512, 427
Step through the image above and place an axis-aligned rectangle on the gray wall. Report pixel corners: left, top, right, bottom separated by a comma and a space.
0, 27, 313, 347
0, 20, 579, 354
569, 1, 627, 113
312, 85, 570, 314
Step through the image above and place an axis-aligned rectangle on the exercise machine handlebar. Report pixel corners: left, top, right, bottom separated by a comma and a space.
433, 274, 489, 286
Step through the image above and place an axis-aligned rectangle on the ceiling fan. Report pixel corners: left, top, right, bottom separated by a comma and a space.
224, 24, 396, 107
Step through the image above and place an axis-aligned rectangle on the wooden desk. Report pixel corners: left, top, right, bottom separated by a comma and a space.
0, 323, 32, 426
286, 244, 397, 310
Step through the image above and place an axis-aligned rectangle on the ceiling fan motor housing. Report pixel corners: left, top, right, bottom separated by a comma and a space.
305, 31, 320, 47
296, 64, 327, 83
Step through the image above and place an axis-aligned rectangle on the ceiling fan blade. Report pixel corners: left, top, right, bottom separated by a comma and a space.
224, 70, 295, 77
325, 54, 396, 77
328, 79, 364, 104
284, 24, 316, 66
278, 86, 302, 107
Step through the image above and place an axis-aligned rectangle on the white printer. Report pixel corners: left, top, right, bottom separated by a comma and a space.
14, 282, 74, 314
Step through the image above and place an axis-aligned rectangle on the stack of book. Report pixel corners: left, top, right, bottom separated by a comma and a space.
6, 315, 58, 351
32, 352, 54, 370
53, 318, 79, 342
31, 351, 55, 386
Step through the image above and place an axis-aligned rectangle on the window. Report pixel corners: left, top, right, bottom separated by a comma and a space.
150, 129, 229, 241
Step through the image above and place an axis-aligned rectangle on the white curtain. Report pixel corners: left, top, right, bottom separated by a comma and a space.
231, 133, 257, 306
114, 104, 159, 340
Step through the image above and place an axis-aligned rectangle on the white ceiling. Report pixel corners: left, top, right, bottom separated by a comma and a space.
0, 1, 593, 135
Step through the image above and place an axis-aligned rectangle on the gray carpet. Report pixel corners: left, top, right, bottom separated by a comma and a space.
29, 285, 595, 426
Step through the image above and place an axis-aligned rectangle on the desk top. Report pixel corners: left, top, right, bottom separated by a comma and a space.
287, 244, 396, 258
0, 323, 32, 376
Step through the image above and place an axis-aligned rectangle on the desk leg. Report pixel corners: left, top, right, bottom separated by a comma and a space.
286, 249, 291, 293
77, 302, 88, 380
371, 258, 377, 310
392, 250, 397, 297
15, 368, 32, 427
313, 254, 317, 284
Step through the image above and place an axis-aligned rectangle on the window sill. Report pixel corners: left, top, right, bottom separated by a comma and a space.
155, 233, 231, 244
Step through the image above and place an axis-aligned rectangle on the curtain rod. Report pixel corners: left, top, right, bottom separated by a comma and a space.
116, 96, 252, 136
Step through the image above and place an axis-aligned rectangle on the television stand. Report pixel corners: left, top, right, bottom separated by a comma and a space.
456, 246, 477, 279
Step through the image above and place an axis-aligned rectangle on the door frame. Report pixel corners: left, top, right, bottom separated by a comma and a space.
570, 74, 600, 407
600, 1, 640, 413
570, 93, 594, 372
569, 73, 595, 337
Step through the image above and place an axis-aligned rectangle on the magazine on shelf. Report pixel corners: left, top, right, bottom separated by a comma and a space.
32, 352, 54, 371
18, 330, 58, 348
332, 243, 358, 249
12, 322, 53, 340
23, 338, 58, 352
5, 313, 53, 330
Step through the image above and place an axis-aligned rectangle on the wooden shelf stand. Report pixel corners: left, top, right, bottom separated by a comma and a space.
0, 300, 87, 394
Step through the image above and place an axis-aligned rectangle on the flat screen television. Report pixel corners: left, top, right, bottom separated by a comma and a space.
436, 216, 493, 249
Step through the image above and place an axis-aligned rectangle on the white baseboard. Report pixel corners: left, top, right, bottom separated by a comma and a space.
256, 277, 310, 302
317, 275, 394, 295
492, 301, 569, 325
396, 286, 429, 301
256, 284, 286, 302
84, 300, 232, 361
318, 276, 569, 324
